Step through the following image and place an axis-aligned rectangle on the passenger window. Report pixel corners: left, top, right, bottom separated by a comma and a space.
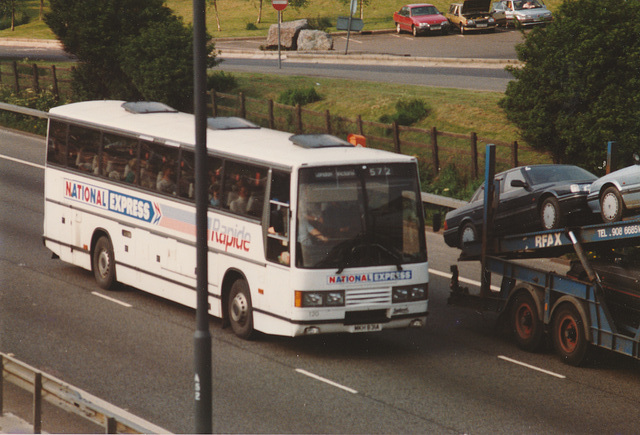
103, 133, 139, 182
503, 170, 525, 194
207, 156, 224, 208
178, 150, 195, 200
222, 161, 268, 217
47, 120, 68, 166
139, 141, 178, 194
68, 125, 101, 173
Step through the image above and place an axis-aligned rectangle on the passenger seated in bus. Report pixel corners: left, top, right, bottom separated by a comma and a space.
230, 185, 250, 214
157, 166, 177, 194
123, 158, 138, 183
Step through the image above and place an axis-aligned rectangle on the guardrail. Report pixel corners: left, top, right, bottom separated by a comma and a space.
0, 353, 170, 433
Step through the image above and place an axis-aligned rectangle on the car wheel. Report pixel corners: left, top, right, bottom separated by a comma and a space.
460, 25, 465, 34
412, 26, 418, 37
459, 222, 477, 248
396, 23, 402, 34
600, 186, 624, 223
228, 279, 254, 339
93, 235, 116, 290
552, 303, 588, 366
511, 291, 544, 352
540, 196, 563, 230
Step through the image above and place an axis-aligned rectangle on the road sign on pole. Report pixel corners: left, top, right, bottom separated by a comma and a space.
272, 0, 288, 11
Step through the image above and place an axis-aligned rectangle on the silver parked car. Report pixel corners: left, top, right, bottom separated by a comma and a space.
491, 0, 552, 26
587, 155, 640, 223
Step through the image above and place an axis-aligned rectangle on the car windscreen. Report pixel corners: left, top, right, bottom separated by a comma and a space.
524, 165, 596, 186
412, 6, 439, 15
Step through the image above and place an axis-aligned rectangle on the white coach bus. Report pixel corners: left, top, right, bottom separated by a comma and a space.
43, 100, 429, 338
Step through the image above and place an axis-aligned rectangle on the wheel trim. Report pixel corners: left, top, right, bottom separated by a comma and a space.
557, 314, 578, 353
601, 192, 620, 221
97, 249, 111, 279
515, 303, 534, 339
231, 292, 249, 325
542, 203, 556, 229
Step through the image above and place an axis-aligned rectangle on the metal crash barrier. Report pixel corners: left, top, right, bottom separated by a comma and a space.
0, 353, 170, 434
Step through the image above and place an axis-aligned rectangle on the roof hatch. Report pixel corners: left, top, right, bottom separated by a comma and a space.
290, 134, 354, 149
207, 117, 260, 130
122, 101, 178, 114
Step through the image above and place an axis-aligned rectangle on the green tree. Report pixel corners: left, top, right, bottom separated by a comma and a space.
45, 0, 216, 111
500, 0, 640, 172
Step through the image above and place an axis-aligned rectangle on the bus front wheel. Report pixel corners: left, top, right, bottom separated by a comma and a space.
93, 235, 116, 290
228, 279, 254, 339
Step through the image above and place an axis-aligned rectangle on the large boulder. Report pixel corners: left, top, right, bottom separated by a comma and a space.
297, 30, 333, 51
266, 19, 310, 50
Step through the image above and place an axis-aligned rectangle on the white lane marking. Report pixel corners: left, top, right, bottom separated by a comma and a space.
296, 368, 358, 394
429, 268, 501, 292
92, 291, 133, 308
0, 153, 44, 170
498, 355, 566, 379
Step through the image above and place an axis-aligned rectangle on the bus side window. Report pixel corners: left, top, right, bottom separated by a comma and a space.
68, 125, 100, 174
178, 150, 195, 200
222, 161, 267, 217
103, 133, 139, 183
207, 156, 223, 207
266, 171, 291, 266
47, 121, 68, 166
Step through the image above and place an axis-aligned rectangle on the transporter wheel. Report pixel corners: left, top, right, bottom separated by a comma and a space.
540, 196, 563, 230
511, 291, 544, 352
600, 186, 624, 223
552, 303, 588, 366
228, 279, 254, 340
93, 235, 116, 290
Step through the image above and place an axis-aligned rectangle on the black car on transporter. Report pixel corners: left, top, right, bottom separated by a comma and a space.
443, 164, 597, 248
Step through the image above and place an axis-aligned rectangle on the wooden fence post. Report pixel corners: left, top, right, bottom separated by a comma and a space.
512, 140, 518, 168
325, 109, 331, 134
211, 91, 218, 117
0, 356, 4, 416
431, 127, 440, 174
0, 62, 3, 85
12, 61, 19, 93
357, 115, 363, 135
51, 65, 59, 100
295, 104, 302, 134
392, 122, 401, 153
470, 132, 478, 179
268, 99, 274, 129
32, 63, 40, 93
238, 92, 246, 119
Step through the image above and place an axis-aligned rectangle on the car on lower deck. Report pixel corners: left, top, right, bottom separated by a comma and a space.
446, 0, 497, 34
393, 3, 451, 36
443, 164, 597, 248
587, 156, 640, 223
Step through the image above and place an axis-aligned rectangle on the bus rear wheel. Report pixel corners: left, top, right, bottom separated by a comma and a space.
93, 235, 116, 290
552, 303, 588, 366
228, 279, 254, 339
511, 291, 543, 352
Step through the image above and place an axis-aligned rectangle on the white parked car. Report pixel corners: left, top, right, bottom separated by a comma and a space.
587, 155, 640, 223
491, 0, 553, 26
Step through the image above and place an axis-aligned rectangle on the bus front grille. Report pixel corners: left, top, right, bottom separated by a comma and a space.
345, 288, 390, 306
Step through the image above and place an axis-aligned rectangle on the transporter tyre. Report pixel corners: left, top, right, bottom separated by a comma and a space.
459, 222, 478, 248
93, 235, 116, 290
228, 279, 255, 340
552, 303, 588, 366
511, 291, 544, 352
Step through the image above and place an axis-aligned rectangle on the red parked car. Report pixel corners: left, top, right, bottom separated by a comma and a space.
393, 4, 451, 36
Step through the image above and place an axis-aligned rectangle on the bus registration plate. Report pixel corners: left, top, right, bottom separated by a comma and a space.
351, 323, 382, 333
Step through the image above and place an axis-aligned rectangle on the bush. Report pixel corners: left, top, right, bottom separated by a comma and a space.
277, 86, 322, 106
0, 86, 60, 135
245, 22, 258, 30
379, 98, 430, 126
207, 71, 238, 93
308, 16, 332, 31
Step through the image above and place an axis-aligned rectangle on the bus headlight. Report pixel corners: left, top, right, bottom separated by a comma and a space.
392, 284, 428, 303
295, 290, 345, 307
